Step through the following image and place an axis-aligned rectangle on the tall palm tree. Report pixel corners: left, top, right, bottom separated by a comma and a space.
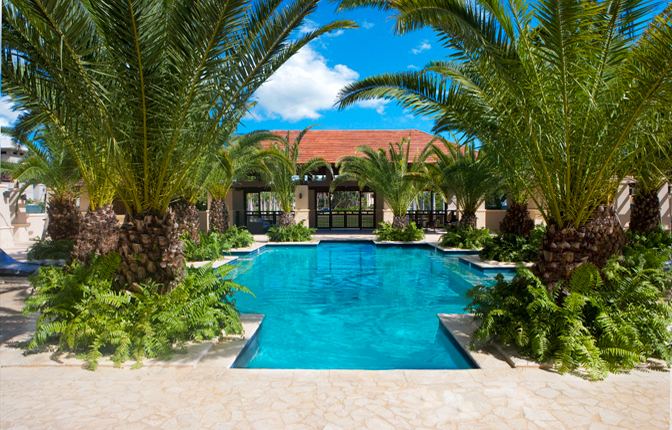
425, 139, 500, 229
0, 127, 81, 241
264, 127, 331, 226
333, 138, 426, 228
336, 0, 672, 287
207, 131, 283, 232
3, 0, 355, 292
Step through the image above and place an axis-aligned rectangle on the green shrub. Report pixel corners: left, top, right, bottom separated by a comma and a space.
183, 227, 256, 261
479, 226, 545, 262
223, 226, 254, 249
22, 254, 249, 369
27, 239, 75, 261
466, 250, 672, 380
374, 222, 425, 241
267, 220, 315, 242
440, 226, 492, 249
183, 231, 230, 261
625, 227, 672, 255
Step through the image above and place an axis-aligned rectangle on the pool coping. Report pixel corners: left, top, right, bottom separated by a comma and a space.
437, 314, 512, 370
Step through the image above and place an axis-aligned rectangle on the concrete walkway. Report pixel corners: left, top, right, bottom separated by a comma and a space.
0, 236, 670, 429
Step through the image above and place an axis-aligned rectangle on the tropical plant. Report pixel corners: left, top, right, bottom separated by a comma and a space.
629, 132, 672, 234
267, 220, 315, 242
466, 254, 672, 380
183, 226, 254, 261
0, 127, 81, 241
424, 138, 500, 228
440, 226, 491, 249
207, 131, 284, 233
479, 226, 546, 263
264, 127, 331, 226
224, 226, 255, 249
333, 138, 426, 228
624, 227, 672, 257
336, 0, 672, 287
183, 231, 230, 262
2, 0, 355, 291
26, 239, 75, 261
374, 221, 424, 242
22, 254, 250, 369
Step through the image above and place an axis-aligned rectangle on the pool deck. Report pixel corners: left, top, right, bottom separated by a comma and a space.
1, 235, 670, 429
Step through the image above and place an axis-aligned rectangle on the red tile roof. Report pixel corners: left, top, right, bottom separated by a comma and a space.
264, 129, 443, 164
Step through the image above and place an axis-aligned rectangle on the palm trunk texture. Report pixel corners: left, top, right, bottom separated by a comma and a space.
174, 201, 200, 243
500, 202, 535, 237
72, 205, 119, 265
278, 212, 295, 227
629, 190, 661, 234
47, 198, 81, 241
118, 211, 184, 294
209, 198, 230, 233
534, 205, 627, 290
459, 211, 477, 229
392, 215, 410, 229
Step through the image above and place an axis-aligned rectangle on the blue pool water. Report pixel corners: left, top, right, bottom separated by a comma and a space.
229, 242, 504, 370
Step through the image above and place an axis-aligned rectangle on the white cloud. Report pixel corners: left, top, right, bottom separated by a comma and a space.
251, 45, 388, 121
362, 21, 375, 29
0, 97, 21, 128
407, 64, 420, 70
357, 99, 390, 115
412, 40, 431, 54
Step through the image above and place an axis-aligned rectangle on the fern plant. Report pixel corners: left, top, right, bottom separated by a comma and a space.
374, 222, 425, 242
466, 252, 672, 380
224, 226, 255, 249
440, 226, 492, 249
27, 239, 75, 261
22, 254, 250, 369
267, 221, 315, 242
479, 226, 545, 262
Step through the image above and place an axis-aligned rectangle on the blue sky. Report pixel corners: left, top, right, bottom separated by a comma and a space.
240, 4, 440, 133
0, 4, 442, 141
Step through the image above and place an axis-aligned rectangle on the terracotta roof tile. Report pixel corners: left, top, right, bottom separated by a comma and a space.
263, 129, 444, 164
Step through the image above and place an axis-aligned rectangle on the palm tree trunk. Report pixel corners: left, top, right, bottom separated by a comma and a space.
629, 190, 661, 234
278, 212, 295, 227
174, 200, 200, 243
118, 210, 183, 294
209, 198, 230, 233
72, 205, 119, 265
459, 211, 477, 229
46, 197, 81, 241
392, 215, 409, 229
499, 201, 535, 237
534, 205, 627, 290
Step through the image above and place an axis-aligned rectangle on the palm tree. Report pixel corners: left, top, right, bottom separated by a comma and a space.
425, 138, 500, 229
333, 138, 426, 229
264, 127, 331, 226
3, 0, 355, 292
207, 131, 284, 232
336, 0, 672, 287
0, 127, 81, 241
630, 128, 672, 234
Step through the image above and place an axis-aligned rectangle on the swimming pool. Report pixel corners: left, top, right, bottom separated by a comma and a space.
229, 242, 507, 370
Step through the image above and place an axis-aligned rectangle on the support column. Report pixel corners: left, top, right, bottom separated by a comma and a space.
294, 185, 310, 226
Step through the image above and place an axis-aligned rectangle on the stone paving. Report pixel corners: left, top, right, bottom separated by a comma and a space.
1, 365, 669, 429
1, 235, 670, 429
